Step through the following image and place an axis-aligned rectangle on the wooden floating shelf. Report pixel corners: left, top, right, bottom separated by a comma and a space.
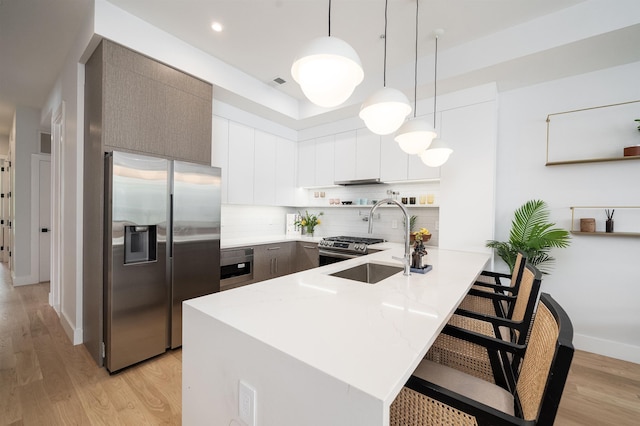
546, 155, 640, 166
570, 231, 639, 237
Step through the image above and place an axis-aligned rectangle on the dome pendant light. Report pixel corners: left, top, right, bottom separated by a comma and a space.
420, 30, 453, 167
291, 0, 364, 108
394, 0, 436, 155
359, 0, 411, 135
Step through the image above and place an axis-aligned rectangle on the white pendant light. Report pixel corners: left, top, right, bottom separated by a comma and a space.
291, 1, 364, 108
394, 0, 436, 154
420, 30, 453, 167
420, 138, 452, 167
359, 0, 411, 135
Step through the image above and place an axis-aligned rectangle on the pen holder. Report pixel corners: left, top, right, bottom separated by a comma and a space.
605, 219, 614, 233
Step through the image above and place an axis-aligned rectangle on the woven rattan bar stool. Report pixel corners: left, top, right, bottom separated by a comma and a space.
425, 263, 542, 390
390, 293, 574, 426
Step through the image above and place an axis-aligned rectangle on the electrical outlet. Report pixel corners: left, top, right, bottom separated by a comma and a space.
239, 381, 256, 426
391, 220, 398, 229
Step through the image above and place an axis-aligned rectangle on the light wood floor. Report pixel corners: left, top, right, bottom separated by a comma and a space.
1, 263, 639, 425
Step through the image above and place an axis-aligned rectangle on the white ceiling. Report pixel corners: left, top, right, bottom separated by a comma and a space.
1, 0, 640, 137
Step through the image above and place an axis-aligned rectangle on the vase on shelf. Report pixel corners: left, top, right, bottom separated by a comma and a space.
606, 219, 614, 233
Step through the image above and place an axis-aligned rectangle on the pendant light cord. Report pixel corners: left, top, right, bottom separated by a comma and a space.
328, 0, 332, 36
383, 0, 388, 87
433, 34, 438, 128
412, 0, 418, 118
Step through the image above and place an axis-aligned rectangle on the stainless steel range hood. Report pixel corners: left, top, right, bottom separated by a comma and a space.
334, 178, 382, 186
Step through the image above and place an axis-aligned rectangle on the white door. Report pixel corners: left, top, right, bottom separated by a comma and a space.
39, 159, 51, 282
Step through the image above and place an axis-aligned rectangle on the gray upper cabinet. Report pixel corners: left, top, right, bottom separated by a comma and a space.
97, 40, 212, 164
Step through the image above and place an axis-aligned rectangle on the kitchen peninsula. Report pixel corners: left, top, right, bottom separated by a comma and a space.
183, 244, 490, 426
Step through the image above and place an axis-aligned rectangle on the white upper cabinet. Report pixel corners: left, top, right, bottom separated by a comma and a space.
314, 135, 335, 186
253, 130, 277, 205
334, 128, 381, 183
355, 128, 381, 180
227, 121, 255, 205
379, 114, 440, 182
212, 116, 229, 203
333, 130, 357, 182
297, 139, 316, 187
297, 136, 334, 187
275, 137, 296, 206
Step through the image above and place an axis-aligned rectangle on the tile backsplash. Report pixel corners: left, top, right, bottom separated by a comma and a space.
221, 182, 440, 246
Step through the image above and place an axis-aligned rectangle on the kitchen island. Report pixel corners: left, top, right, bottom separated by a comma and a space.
183, 244, 490, 426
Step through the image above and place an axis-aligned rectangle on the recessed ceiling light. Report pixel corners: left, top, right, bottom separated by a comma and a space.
211, 22, 223, 32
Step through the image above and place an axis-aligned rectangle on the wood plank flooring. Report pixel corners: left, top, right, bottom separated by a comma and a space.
1, 262, 638, 425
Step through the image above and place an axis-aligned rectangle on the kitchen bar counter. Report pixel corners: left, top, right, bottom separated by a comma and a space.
183, 244, 490, 426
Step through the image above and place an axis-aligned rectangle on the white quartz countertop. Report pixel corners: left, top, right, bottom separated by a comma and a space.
221, 234, 322, 249
186, 244, 490, 405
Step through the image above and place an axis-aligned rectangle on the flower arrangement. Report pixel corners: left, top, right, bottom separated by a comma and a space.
295, 210, 324, 236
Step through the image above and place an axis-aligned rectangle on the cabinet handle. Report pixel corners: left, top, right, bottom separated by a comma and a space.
303, 245, 316, 249
275, 258, 278, 274
267, 247, 281, 251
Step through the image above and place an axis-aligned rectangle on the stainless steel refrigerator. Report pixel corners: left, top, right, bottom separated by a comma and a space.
104, 151, 221, 372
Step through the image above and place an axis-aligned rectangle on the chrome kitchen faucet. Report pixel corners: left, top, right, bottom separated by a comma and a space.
368, 198, 411, 276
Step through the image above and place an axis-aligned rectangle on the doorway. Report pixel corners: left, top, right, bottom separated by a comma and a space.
31, 154, 51, 283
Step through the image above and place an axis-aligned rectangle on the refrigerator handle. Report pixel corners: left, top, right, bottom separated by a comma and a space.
169, 193, 173, 258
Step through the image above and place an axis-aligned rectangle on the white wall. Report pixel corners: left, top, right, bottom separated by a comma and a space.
10, 106, 41, 285
39, 3, 95, 344
496, 61, 640, 363
0, 134, 8, 156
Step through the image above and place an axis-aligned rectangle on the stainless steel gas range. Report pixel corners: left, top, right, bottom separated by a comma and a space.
318, 236, 385, 266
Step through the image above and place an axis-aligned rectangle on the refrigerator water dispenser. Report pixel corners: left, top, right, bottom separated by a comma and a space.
124, 225, 157, 264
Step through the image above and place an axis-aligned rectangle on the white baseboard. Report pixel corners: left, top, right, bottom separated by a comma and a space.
574, 333, 640, 364
60, 310, 83, 345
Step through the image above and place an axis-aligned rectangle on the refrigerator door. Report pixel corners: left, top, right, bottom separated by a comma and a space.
105, 151, 169, 372
171, 161, 221, 348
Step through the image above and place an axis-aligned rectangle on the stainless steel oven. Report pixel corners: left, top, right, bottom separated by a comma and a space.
318, 236, 384, 266
220, 248, 254, 290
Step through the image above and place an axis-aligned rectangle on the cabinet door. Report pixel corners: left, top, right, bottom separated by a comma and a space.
314, 135, 335, 186
275, 137, 296, 206
253, 130, 277, 205
356, 128, 381, 180
295, 242, 319, 272
212, 116, 229, 203
227, 122, 254, 204
408, 155, 440, 180
253, 243, 293, 282
333, 130, 357, 182
164, 85, 212, 163
297, 140, 315, 187
271, 243, 293, 278
379, 134, 409, 182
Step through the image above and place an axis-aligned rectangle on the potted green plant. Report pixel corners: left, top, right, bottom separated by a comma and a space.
486, 199, 570, 274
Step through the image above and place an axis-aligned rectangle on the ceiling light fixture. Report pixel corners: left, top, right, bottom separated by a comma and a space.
211, 22, 223, 32
359, 0, 411, 135
394, 0, 436, 155
291, 0, 364, 108
420, 30, 453, 167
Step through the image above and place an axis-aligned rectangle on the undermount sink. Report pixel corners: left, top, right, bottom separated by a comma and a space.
330, 262, 403, 284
